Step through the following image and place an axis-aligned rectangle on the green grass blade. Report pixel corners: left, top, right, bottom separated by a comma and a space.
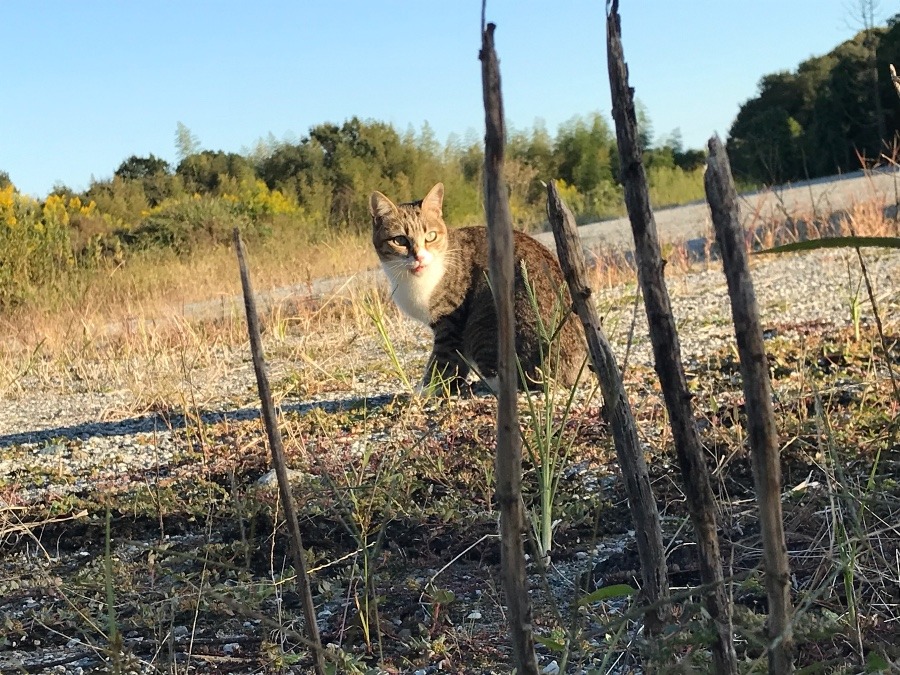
755, 236, 900, 255
577, 583, 637, 606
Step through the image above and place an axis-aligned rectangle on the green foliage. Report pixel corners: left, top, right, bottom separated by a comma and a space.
756, 235, 900, 254
115, 154, 171, 181
177, 150, 255, 195
648, 164, 707, 208
84, 176, 152, 228
577, 583, 637, 606
729, 19, 900, 183
4, 107, 717, 308
554, 113, 616, 198
0, 184, 76, 306
123, 193, 255, 254
114, 154, 180, 207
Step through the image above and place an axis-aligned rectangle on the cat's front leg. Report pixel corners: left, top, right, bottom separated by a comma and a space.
420, 322, 470, 396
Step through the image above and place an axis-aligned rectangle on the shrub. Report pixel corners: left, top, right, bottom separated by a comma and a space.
124, 194, 254, 254
647, 165, 707, 208
0, 185, 75, 306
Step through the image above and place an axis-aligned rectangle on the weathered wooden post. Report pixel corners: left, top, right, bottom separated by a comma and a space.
547, 180, 669, 634
605, 2, 738, 672
705, 136, 795, 674
480, 21, 540, 675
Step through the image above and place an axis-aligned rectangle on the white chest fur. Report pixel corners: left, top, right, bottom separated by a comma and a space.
382, 258, 445, 326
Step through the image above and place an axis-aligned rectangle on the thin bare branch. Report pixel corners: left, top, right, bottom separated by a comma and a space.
233, 229, 327, 675
480, 22, 540, 675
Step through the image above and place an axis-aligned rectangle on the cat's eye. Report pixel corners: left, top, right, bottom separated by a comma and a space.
424, 231, 438, 243
390, 235, 410, 248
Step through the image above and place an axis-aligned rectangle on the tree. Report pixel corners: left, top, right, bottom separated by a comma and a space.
175, 122, 201, 162
875, 15, 900, 137
635, 99, 654, 152
114, 154, 171, 181
114, 155, 181, 207
176, 150, 254, 195
727, 22, 897, 183
848, 0, 887, 141
554, 113, 615, 196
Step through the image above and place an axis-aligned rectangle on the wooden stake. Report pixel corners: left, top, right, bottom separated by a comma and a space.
547, 181, 669, 635
480, 21, 540, 675
605, 2, 738, 672
705, 136, 795, 674
233, 229, 327, 675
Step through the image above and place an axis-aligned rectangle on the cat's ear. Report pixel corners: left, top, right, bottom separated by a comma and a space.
369, 191, 398, 223
421, 183, 444, 218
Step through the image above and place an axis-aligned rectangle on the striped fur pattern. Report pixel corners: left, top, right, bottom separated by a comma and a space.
369, 183, 585, 391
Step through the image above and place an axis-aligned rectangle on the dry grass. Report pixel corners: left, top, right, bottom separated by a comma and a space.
0, 230, 378, 402
1, 185, 898, 671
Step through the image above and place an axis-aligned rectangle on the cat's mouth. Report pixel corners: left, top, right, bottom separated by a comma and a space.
410, 262, 428, 275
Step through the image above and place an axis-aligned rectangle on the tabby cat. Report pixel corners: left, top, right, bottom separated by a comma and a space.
369, 182, 585, 392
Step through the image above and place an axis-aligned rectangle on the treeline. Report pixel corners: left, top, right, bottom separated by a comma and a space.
728, 13, 900, 183
0, 112, 707, 305
59, 112, 706, 238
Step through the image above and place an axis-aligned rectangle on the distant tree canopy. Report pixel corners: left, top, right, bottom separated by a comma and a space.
727, 14, 900, 183
5, 109, 713, 274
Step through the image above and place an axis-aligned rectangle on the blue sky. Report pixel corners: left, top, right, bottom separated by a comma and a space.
2, 1, 895, 198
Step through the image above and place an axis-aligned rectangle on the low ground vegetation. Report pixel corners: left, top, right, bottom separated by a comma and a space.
0, 185, 898, 672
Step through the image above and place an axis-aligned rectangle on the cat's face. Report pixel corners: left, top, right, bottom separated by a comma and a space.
369, 183, 448, 277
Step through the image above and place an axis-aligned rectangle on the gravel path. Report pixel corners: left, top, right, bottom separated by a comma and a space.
539, 167, 900, 251
1, 180, 898, 674
1, 168, 899, 500
2, 246, 897, 504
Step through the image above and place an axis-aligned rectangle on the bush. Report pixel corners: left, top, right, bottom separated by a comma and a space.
647, 165, 707, 208
0, 185, 75, 306
123, 194, 254, 254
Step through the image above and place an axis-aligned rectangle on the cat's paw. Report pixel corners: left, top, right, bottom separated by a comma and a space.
417, 375, 469, 398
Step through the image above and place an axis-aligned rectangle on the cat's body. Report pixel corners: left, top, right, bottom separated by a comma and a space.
370, 183, 585, 391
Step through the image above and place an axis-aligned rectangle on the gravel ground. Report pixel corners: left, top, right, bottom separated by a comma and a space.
538, 166, 900, 251
1, 243, 896, 674
2, 245, 897, 504
1, 174, 898, 672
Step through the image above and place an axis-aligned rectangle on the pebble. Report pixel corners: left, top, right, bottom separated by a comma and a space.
542, 660, 561, 675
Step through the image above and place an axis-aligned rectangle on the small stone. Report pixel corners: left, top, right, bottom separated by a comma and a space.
255, 468, 307, 488
542, 660, 560, 675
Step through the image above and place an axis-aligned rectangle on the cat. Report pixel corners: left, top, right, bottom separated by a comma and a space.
369, 182, 585, 392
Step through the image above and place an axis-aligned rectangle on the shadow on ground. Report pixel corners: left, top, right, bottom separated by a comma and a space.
0, 392, 401, 447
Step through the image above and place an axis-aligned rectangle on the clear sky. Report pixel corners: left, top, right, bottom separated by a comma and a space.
2, 1, 895, 198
